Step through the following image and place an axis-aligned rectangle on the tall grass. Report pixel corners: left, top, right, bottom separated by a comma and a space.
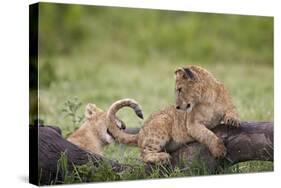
38, 3, 273, 66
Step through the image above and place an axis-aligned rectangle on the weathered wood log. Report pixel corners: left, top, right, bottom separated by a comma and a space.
125, 121, 273, 173
30, 125, 129, 185
170, 121, 273, 172
30, 121, 273, 185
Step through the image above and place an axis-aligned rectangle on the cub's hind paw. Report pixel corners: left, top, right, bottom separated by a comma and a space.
141, 152, 171, 164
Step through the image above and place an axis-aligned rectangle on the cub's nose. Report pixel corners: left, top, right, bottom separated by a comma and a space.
176, 106, 180, 109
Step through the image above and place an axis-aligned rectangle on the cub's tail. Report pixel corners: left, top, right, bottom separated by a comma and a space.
106, 98, 143, 145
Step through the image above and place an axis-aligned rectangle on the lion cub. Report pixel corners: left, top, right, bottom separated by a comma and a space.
107, 65, 240, 163
67, 99, 143, 156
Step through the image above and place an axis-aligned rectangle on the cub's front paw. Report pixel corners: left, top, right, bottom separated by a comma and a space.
210, 139, 227, 158
223, 113, 240, 127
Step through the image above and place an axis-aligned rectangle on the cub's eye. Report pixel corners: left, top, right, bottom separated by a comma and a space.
177, 88, 182, 93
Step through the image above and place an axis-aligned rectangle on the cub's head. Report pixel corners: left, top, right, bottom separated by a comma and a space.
85, 103, 125, 144
174, 67, 202, 113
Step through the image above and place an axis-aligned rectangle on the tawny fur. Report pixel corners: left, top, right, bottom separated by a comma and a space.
107, 65, 240, 163
67, 99, 143, 156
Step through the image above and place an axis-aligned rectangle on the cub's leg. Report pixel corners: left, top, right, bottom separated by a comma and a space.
139, 112, 173, 163
223, 109, 240, 127
140, 135, 171, 163
188, 122, 226, 158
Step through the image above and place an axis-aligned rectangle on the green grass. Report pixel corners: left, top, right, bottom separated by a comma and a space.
38, 58, 274, 182
39, 59, 273, 135
35, 3, 273, 184
38, 3, 273, 66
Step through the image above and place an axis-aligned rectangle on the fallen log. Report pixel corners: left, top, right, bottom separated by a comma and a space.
125, 121, 273, 173
29, 125, 129, 185
30, 121, 273, 185
170, 121, 273, 172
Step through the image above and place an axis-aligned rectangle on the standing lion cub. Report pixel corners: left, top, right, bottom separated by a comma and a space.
107, 65, 240, 163
67, 99, 143, 156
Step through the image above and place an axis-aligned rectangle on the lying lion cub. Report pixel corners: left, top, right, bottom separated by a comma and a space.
107, 65, 240, 163
67, 99, 143, 156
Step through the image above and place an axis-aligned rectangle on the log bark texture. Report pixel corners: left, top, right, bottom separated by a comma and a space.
30, 125, 128, 185
31, 121, 273, 185
170, 121, 273, 172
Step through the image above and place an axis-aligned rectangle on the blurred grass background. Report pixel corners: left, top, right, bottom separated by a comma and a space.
35, 2, 273, 181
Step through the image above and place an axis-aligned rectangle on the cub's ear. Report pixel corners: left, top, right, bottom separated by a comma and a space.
174, 68, 187, 79
174, 67, 196, 80
183, 68, 196, 80
85, 103, 102, 119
